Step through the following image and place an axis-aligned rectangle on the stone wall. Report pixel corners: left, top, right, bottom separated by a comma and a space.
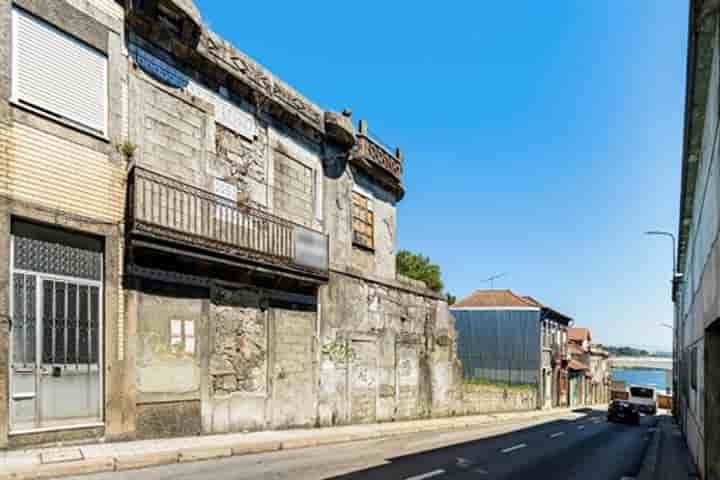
457, 385, 538, 416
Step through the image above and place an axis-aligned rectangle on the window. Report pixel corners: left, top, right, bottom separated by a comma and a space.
11, 8, 108, 134
629, 387, 654, 398
273, 150, 315, 226
352, 191, 374, 250
170, 319, 195, 355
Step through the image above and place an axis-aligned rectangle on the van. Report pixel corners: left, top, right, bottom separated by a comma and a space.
627, 386, 657, 415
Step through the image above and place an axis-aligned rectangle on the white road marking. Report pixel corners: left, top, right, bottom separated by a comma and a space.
578, 425, 585, 430
550, 432, 565, 438
473, 467, 489, 475
501, 443, 528, 453
404, 469, 445, 480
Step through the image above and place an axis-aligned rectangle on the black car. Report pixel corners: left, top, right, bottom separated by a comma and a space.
607, 400, 641, 425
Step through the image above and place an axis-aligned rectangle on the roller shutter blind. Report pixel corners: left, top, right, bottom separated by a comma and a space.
11, 7, 107, 134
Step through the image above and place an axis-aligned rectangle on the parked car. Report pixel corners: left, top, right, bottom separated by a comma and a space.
628, 386, 657, 415
607, 400, 641, 425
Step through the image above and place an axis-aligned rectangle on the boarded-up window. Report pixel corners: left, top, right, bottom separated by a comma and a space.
11, 8, 108, 134
352, 191, 374, 250
273, 151, 314, 226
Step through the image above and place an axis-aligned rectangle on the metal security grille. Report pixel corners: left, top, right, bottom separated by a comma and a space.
14, 236, 102, 281
41, 280, 100, 367
12, 274, 36, 367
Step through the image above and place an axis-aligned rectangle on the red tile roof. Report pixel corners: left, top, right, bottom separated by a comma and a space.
453, 290, 538, 308
568, 327, 591, 342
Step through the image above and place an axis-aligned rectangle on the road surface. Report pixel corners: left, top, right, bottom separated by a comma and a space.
65, 409, 657, 480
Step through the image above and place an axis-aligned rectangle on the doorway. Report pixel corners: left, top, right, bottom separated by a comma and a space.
8, 222, 103, 433
706, 320, 720, 480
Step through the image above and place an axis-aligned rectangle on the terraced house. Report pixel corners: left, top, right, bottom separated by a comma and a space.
0, 0, 491, 448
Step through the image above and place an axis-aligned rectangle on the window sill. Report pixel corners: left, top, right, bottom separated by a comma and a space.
10, 99, 109, 143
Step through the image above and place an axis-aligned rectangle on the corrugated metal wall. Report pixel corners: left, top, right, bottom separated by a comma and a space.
452, 309, 540, 385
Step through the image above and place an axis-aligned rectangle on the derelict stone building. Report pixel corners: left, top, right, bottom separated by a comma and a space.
0, 0, 499, 447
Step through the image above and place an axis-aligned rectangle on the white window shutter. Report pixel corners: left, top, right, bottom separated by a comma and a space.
12, 8, 107, 134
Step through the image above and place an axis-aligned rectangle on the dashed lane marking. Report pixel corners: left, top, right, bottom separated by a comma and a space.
550, 432, 565, 438
501, 443, 528, 453
473, 467, 489, 475
404, 469, 446, 480
578, 425, 585, 430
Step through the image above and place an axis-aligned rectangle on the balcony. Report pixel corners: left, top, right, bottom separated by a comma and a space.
128, 167, 329, 277
352, 121, 405, 199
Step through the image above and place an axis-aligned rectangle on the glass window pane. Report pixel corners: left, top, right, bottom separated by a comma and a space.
55, 282, 66, 364
67, 284, 77, 365
12, 274, 25, 364
78, 286, 88, 364
42, 281, 53, 364
90, 287, 99, 364
25, 276, 36, 363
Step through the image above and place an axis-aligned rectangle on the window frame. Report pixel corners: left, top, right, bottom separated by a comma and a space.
10, 7, 109, 138
352, 189, 375, 251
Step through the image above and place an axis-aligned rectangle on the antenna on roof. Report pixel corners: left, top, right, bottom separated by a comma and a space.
482, 272, 507, 289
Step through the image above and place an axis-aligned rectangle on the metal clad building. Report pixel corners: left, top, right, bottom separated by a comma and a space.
453, 307, 541, 385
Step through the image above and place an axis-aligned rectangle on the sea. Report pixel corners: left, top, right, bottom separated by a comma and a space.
611, 368, 671, 394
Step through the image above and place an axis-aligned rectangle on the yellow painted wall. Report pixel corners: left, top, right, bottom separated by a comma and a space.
0, 122, 126, 223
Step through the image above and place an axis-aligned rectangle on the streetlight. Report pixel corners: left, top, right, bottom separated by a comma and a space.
645, 230, 681, 416
644, 231, 678, 280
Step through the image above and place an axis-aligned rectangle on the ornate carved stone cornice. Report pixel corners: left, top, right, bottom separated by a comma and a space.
351, 134, 405, 200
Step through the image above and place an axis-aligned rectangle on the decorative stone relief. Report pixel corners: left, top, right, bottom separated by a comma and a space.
200, 32, 273, 95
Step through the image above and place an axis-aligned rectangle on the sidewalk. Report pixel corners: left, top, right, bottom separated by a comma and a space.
638, 413, 699, 480
0, 407, 585, 480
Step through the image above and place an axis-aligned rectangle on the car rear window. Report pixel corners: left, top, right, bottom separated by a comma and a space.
630, 387, 654, 398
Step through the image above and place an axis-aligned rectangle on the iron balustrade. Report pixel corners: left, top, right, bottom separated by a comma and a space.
129, 167, 329, 274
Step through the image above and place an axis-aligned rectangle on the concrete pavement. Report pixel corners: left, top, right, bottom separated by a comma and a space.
637, 414, 698, 480
55, 406, 656, 480
0, 407, 589, 480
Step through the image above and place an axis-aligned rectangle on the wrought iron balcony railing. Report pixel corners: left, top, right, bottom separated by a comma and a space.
129, 167, 329, 276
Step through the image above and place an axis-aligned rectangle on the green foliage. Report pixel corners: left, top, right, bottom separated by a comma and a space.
117, 141, 137, 159
446, 293, 457, 305
396, 249, 444, 292
602, 345, 651, 357
322, 340, 356, 363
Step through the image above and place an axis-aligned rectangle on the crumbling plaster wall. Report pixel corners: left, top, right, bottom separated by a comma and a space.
127, 39, 323, 224
317, 272, 461, 426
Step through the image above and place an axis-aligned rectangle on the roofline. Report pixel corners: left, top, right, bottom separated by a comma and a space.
677, 0, 698, 281
450, 307, 541, 312
677, 0, 719, 296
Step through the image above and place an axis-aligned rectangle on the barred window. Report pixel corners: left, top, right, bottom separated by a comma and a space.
352, 191, 374, 250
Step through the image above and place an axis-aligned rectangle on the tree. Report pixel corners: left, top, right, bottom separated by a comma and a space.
396, 250, 444, 292
446, 293, 457, 305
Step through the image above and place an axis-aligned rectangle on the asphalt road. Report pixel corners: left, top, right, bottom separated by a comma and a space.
66, 409, 658, 480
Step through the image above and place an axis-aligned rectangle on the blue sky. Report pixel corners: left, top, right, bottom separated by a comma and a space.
197, 1, 688, 349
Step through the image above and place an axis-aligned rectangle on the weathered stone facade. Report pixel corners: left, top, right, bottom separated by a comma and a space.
0, 0, 539, 448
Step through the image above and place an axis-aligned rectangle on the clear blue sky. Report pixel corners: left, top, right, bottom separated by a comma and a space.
197, 1, 688, 349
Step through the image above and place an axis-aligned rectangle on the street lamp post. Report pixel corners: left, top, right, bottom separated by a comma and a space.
644, 231, 677, 281
645, 230, 680, 418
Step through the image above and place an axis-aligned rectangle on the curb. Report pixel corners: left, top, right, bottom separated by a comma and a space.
635, 419, 663, 480
0, 408, 586, 479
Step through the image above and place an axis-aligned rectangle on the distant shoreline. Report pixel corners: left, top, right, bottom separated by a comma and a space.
611, 366, 669, 372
